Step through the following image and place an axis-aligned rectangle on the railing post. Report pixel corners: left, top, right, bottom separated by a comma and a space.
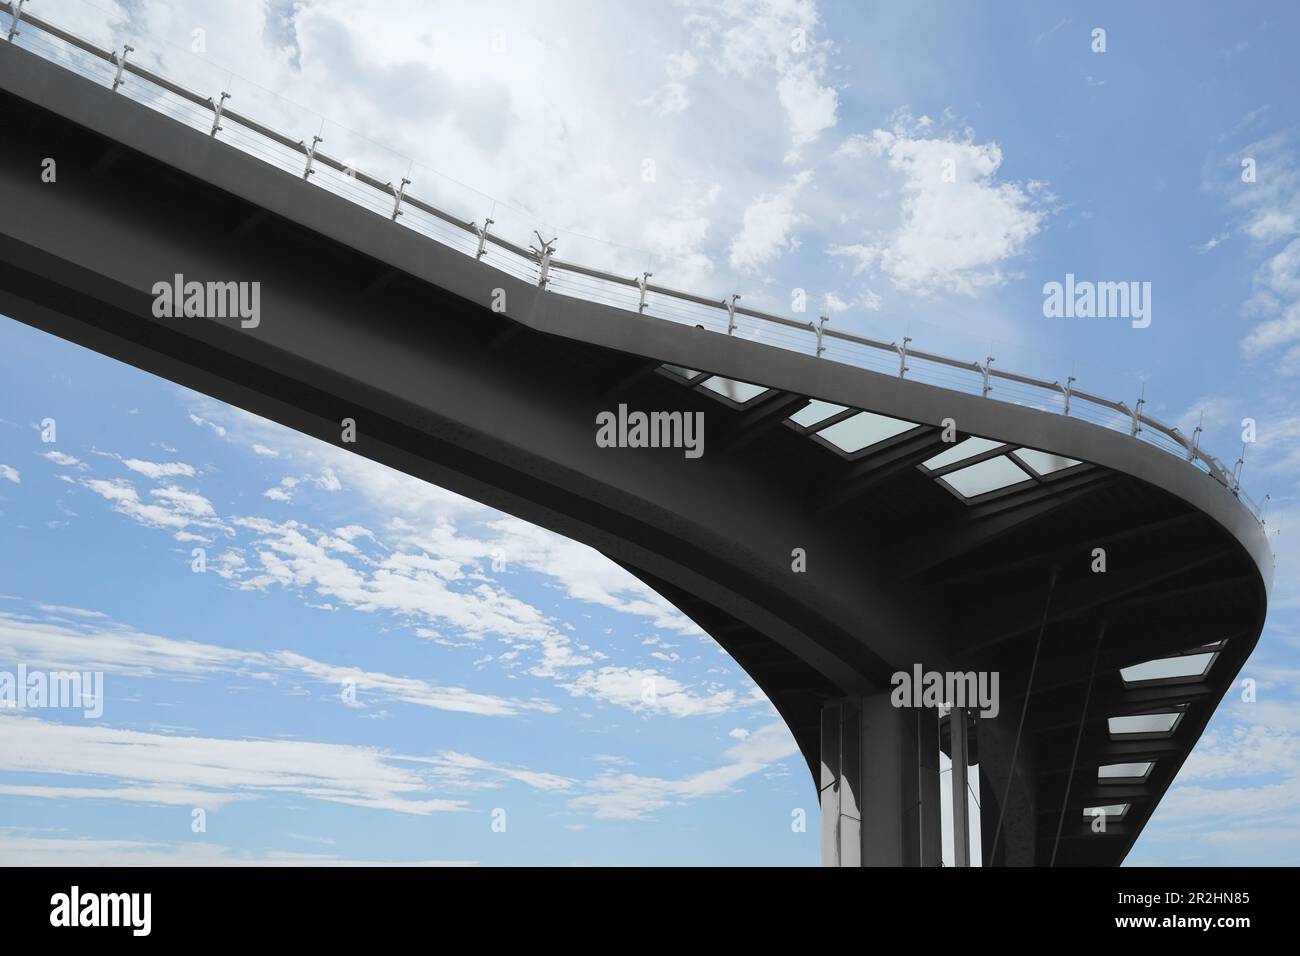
529, 231, 557, 289
300, 134, 323, 180
725, 294, 740, 335
815, 315, 829, 358
388, 176, 410, 221
637, 272, 653, 313
5, 0, 25, 42
896, 336, 911, 379
981, 356, 995, 397
472, 216, 494, 260
1130, 390, 1146, 437
207, 91, 230, 138
111, 44, 134, 92
1232, 445, 1246, 494
1188, 412, 1203, 463
1062, 375, 1075, 416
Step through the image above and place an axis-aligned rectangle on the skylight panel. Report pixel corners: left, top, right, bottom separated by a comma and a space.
1108, 712, 1182, 736
940, 455, 1033, 498
923, 436, 1003, 471
1098, 762, 1153, 781
816, 411, 919, 453
661, 364, 699, 379
1014, 448, 1083, 476
697, 376, 768, 404
1120, 652, 1215, 684
789, 399, 847, 429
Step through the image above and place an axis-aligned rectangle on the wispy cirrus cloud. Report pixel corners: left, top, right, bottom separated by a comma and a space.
567, 720, 797, 820
0, 607, 556, 718
0, 713, 472, 816
0, 832, 476, 866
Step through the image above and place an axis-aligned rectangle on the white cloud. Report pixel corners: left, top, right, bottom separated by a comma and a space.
0, 464, 18, 484
229, 516, 587, 675
644, 50, 698, 116
777, 63, 839, 148
189, 414, 227, 437
412, 751, 574, 792
150, 485, 216, 517
0, 608, 553, 717
0, 832, 476, 866
728, 170, 814, 273
42, 451, 84, 468
1213, 131, 1300, 370
0, 713, 471, 816
830, 113, 1047, 296
568, 720, 796, 820
33, 604, 107, 619
314, 468, 342, 491
711, 0, 839, 151
81, 476, 228, 540
1197, 231, 1231, 253
1242, 238, 1300, 360
269, 650, 557, 717
122, 459, 197, 479
83, 478, 188, 530
559, 666, 761, 718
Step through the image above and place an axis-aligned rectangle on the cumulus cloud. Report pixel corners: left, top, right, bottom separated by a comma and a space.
829, 113, 1048, 296
729, 170, 814, 273
710, 0, 839, 151
644, 50, 699, 116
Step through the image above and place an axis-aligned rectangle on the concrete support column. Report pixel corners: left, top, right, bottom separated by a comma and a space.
821, 694, 941, 866
977, 709, 1038, 866
820, 698, 861, 866
949, 706, 971, 867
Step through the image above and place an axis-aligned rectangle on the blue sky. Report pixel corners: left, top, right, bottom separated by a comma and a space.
2, 0, 1299, 865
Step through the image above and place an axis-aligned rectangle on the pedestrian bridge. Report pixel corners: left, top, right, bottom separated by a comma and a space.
0, 4, 1273, 866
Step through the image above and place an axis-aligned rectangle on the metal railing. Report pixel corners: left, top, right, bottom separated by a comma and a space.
0, 1, 1269, 525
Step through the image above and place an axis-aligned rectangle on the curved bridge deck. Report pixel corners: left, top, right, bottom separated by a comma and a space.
0, 20, 1273, 866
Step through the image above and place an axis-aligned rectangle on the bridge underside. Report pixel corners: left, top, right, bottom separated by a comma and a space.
0, 40, 1270, 866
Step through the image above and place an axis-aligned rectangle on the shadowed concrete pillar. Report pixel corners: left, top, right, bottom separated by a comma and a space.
978, 709, 1038, 866
949, 706, 971, 867
821, 694, 941, 866
820, 698, 861, 866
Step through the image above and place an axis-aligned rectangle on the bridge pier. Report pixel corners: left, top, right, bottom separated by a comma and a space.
820, 695, 941, 866
948, 706, 973, 867
976, 709, 1038, 866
